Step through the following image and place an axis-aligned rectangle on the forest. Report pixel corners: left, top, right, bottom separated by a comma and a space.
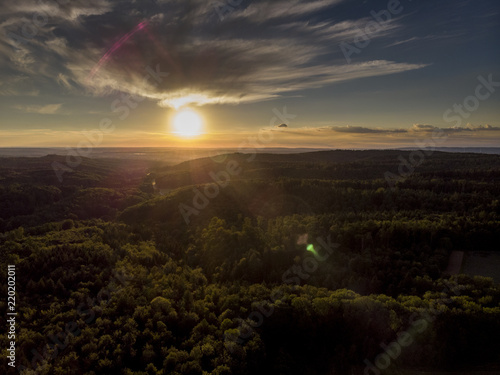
0, 150, 499, 375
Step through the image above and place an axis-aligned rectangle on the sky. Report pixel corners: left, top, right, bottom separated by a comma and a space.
0, 0, 499, 149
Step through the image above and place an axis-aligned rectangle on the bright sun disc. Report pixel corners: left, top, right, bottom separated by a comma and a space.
172, 109, 203, 137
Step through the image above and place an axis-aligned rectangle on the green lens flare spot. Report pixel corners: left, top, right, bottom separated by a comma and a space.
307, 244, 315, 253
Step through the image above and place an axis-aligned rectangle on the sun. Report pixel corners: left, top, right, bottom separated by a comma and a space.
172, 108, 203, 137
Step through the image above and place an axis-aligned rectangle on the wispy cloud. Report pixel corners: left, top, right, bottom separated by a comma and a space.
0, 75, 40, 96
227, 0, 346, 23
386, 36, 422, 48
330, 126, 407, 134
14, 104, 63, 114
261, 123, 500, 148
0, 0, 112, 22
410, 123, 500, 133
274, 124, 500, 135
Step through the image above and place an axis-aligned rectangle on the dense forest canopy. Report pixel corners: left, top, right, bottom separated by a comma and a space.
0, 150, 499, 375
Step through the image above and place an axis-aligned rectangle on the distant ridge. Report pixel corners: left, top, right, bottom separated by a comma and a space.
0, 146, 499, 160
395, 147, 500, 155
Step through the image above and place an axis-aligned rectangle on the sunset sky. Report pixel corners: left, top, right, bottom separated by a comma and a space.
1, 0, 499, 148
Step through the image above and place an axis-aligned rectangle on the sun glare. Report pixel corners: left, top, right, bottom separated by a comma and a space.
172, 109, 203, 137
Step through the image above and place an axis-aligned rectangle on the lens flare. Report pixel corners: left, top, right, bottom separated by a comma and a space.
307, 244, 317, 255
87, 21, 148, 81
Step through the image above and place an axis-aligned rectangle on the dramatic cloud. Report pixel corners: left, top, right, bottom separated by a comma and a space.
0, 0, 427, 109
